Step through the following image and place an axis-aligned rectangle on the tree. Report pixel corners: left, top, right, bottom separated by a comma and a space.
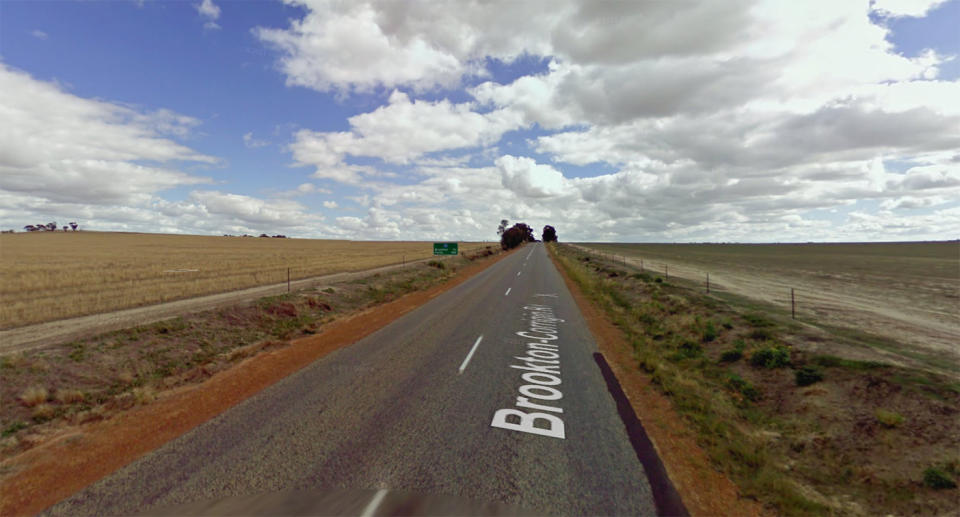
500, 222, 536, 250
69, 222, 78, 231
46, 221, 57, 231
542, 225, 557, 242
23, 225, 36, 232
497, 219, 509, 236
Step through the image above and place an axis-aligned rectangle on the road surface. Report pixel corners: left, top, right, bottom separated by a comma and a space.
45, 244, 662, 516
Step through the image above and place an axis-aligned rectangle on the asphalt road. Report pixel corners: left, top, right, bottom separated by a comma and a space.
45, 243, 660, 516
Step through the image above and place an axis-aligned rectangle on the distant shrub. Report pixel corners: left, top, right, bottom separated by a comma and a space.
427, 260, 445, 270
727, 373, 760, 401
676, 340, 703, 359
743, 313, 775, 327
32, 403, 56, 422
812, 355, 887, 371
55, 389, 85, 404
875, 409, 905, 428
923, 467, 957, 489
19, 386, 48, 407
750, 346, 791, 369
720, 349, 743, 362
702, 321, 717, 342
2, 421, 27, 438
749, 328, 774, 340
795, 366, 824, 386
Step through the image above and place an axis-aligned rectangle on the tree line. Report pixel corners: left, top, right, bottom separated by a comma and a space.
22, 221, 78, 232
498, 220, 558, 249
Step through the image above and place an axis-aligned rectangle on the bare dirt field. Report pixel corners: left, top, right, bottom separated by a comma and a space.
0, 232, 488, 329
578, 242, 959, 376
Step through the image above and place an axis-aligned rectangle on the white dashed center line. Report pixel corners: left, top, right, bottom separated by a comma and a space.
360, 489, 388, 517
517, 271, 522, 276
458, 335, 484, 374
505, 288, 512, 296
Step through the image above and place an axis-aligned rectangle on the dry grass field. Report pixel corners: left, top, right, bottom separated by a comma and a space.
0, 232, 488, 329
553, 245, 960, 515
580, 241, 960, 376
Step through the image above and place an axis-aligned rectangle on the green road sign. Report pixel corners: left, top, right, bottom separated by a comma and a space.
433, 242, 459, 255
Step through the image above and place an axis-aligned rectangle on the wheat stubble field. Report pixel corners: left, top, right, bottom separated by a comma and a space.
0, 232, 486, 329
581, 241, 960, 376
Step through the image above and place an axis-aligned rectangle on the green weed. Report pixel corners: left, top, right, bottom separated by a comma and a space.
875, 409, 905, 428
923, 467, 957, 489
795, 365, 824, 386
750, 346, 791, 369
2, 421, 27, 438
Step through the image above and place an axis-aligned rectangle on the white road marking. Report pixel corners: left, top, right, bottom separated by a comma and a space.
361, 489, 388, 517
505, 288, 512, 296
459, 335, 484, 374
517, 271, 522, 276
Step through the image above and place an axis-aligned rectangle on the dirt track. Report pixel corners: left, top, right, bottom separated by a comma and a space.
0, 258, 437, 356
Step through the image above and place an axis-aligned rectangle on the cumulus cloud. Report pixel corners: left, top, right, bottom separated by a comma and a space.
871, 0, 948, 17
253, 0, 960, 242
196, 0, 221, 30
0, 65, 331, 237
290, 90, 522, 181
30, 30, 48, 40
497, 155, 571, 198
0, 64, 215, 207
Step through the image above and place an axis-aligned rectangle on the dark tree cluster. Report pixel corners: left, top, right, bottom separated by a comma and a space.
542, 225, 558, 242
22, 221, 78, 232
499, 220, 536, 250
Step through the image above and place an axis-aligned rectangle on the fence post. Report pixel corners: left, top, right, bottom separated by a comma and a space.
706, 273, 710, 294
287, 268, 290, 293
665, 264, 668, 280
791, 288, 796, 319
640, 259, 643, 272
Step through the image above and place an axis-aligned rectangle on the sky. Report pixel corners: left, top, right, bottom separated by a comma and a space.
1, 0, 958, 242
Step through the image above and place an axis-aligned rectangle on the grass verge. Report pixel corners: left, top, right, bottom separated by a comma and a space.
550, 243, 959, 516
0, 247, 498, 462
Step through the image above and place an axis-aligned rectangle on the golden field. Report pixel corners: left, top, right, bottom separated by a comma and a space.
0, 232, 488, 329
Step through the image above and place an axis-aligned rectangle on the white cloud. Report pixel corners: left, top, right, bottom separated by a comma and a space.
322, 200, 338, 209
196, 0, 221, 30
243, 0, 960, 242
0, 66, 330, 237
188, 190, 317, 228
871, 0, 948, 17
0, 64, 215, 207
290, 90, 522, 182
496, 155, 571, 198
243, 131, 270, 148
30, 30, 48, 40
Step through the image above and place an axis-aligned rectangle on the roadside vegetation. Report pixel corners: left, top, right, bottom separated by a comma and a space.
0, 232, 490, 329
550, 243, 959, 516
0, 247, 498, 461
